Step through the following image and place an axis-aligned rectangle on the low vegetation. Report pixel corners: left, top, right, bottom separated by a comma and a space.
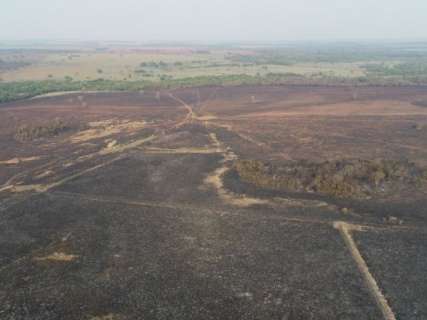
363, 61, 427, 84
2, 71, 424, 105
235, 159, 427, 198
0, 75, 271, 103
0, 79, 149, 103
15, 119, 75, 142
0, 58, 30, 72
413, 100, 427, 108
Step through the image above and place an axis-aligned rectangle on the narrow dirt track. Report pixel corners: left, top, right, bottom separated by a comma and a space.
169, 93, 196, 128
334, 222, 397, 320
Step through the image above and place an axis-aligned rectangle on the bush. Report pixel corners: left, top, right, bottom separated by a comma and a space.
15, 119, 72, 142
235, 159, 426, 198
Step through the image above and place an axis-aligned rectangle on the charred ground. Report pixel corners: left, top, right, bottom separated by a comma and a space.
0, 85, 427, 320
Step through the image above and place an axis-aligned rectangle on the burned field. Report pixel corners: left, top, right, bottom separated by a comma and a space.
1, 85, 427, 319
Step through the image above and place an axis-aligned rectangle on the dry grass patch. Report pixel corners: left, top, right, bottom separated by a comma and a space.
0, 156, 41, 165
34, 252, 78, 262
90, 314, 119, 320
70, 119, 146, 143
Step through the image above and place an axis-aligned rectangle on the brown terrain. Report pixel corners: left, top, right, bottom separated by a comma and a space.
0, 85, 427, 320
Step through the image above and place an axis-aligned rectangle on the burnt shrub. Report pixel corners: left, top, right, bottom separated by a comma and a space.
15, 119, 74, 142
235, 158, 426, 198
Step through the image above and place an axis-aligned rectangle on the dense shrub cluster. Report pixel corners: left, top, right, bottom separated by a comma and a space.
0, 79, 151, 103
1, 72, 427, 105
235, 159, 427, 198
15, 119, 73, 142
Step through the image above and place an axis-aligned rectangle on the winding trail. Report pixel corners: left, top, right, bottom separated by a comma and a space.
169, 93, 195, 128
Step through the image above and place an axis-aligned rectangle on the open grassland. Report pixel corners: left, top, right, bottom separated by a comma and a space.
0, 49, 374, 83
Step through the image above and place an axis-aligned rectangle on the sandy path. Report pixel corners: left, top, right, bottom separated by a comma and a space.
334, 221, 397, 320
169, 93, 195, 128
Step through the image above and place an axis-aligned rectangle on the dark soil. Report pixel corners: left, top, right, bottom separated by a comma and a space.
355, 230, 427, 320
1, 85, 427, 319
0, 194, 381, 320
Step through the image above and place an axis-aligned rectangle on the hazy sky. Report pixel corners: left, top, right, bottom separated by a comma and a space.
1, 0, 427, 42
